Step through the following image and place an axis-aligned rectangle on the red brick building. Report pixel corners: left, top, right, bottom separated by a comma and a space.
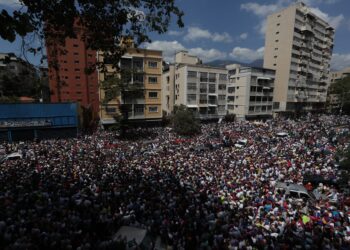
46, 25, 99, 119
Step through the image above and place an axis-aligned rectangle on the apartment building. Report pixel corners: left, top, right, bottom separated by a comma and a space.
98, 48, 162, 126
163, 51, 227, 119
263, 2, 334, 113
226, 64, 275, 120
46, 22, 99, 118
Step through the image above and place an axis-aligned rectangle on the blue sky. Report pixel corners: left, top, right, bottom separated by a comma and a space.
1, 0, 350, 70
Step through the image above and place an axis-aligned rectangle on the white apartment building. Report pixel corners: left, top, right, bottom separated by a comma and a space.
264, 2, 334, 113
226, 64, 275, 120
162, 51, 228, 119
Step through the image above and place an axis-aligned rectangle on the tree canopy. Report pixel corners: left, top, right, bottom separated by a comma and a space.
0, 0, 184, 67
329, 76, 350, 114
171, 105, 201, 136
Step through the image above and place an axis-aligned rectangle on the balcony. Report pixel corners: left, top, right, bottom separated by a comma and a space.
208, 99, 217, 105
301, 24, 313, 33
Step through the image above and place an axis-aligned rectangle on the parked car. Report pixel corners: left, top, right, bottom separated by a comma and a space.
0, 152, 22, 164
113, 226, 166, 250
275, 182, 327, 202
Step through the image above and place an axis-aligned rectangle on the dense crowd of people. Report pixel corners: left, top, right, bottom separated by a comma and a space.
0, 114, 349, 249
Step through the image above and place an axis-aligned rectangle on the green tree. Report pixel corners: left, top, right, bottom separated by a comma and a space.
171, 105, 201, 136
100, 68, 145, 136
329, 76, 350, 114
0, 0, 184, 70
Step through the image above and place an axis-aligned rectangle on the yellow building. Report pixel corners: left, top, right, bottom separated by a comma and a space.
98, 48, 162, 126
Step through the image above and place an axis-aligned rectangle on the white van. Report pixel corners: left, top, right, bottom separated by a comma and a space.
0, 152, 22, 164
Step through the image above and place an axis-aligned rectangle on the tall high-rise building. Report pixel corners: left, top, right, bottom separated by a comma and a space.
263, 2, 334, 113
46, 22, 99, 118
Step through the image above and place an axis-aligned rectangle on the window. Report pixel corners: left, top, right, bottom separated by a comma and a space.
250, 96, 255, 102
149, 106, 158, 112
249, 106, 254, 111
187, 94, 196, 103
64, 68, 68, 71
277, 14, 281, 18
88, 54, 93, 58
75, 68, 80, 72
209, 84, 216, 93
200, 72, 208, 82
276, 32, 279, 35
74, 52, 79, 56
148, 92, 158, 98
227, 96, 235, 102
148, 76, 158, 84
209, 73, 216, 82
275, 48, 278, 51
133, 57, 143, 70
76, 91, 82, 95
74, 60, 79, 64
273, 102, 280, 109
218, 84, 226, 90
148, 61, 158, 68
218, 95, 226, 100
277, 23, 280, 26
73, 44, 79, 47
75, 76, 80, 80
133, 73, 144, 84
187, 82, 197, 91
106, 107, 116, 114
228, 69, 236, 75
250, 86, 256, 92
134, 105, 144, 114
219, 74, 227, 80
188, 71, 197, 78
273, 64, 277, 66
275, 39, 279, 42
228, 87, 235, 93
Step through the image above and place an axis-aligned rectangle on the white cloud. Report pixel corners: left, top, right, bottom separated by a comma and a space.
239, 33, 248, 40
188, 48, 226, 62
240, 2, 282, 18
242, 1, 344, 34
309, 7, 344, 29
144, 40, 185, 62
303, 0, 339, 5
184, 26, 232, 43
229, 47, 265, 62
330, 53, 350, 71
241, 1, 288, 35
144, 40, 227, 62
168, 30, 183, 36
0, 0, 20, 8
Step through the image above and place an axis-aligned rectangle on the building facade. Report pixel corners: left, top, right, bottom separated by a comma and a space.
0, 53, 38, 100
263, 2, 334, 113
327, 67, 350, 112
226, 64, 275, 120
46, 22, 99, 118
163, 51, 227, 119
98, 48, 163, 126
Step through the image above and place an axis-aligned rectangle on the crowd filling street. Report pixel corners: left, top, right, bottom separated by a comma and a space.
0, 114, 350, 250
